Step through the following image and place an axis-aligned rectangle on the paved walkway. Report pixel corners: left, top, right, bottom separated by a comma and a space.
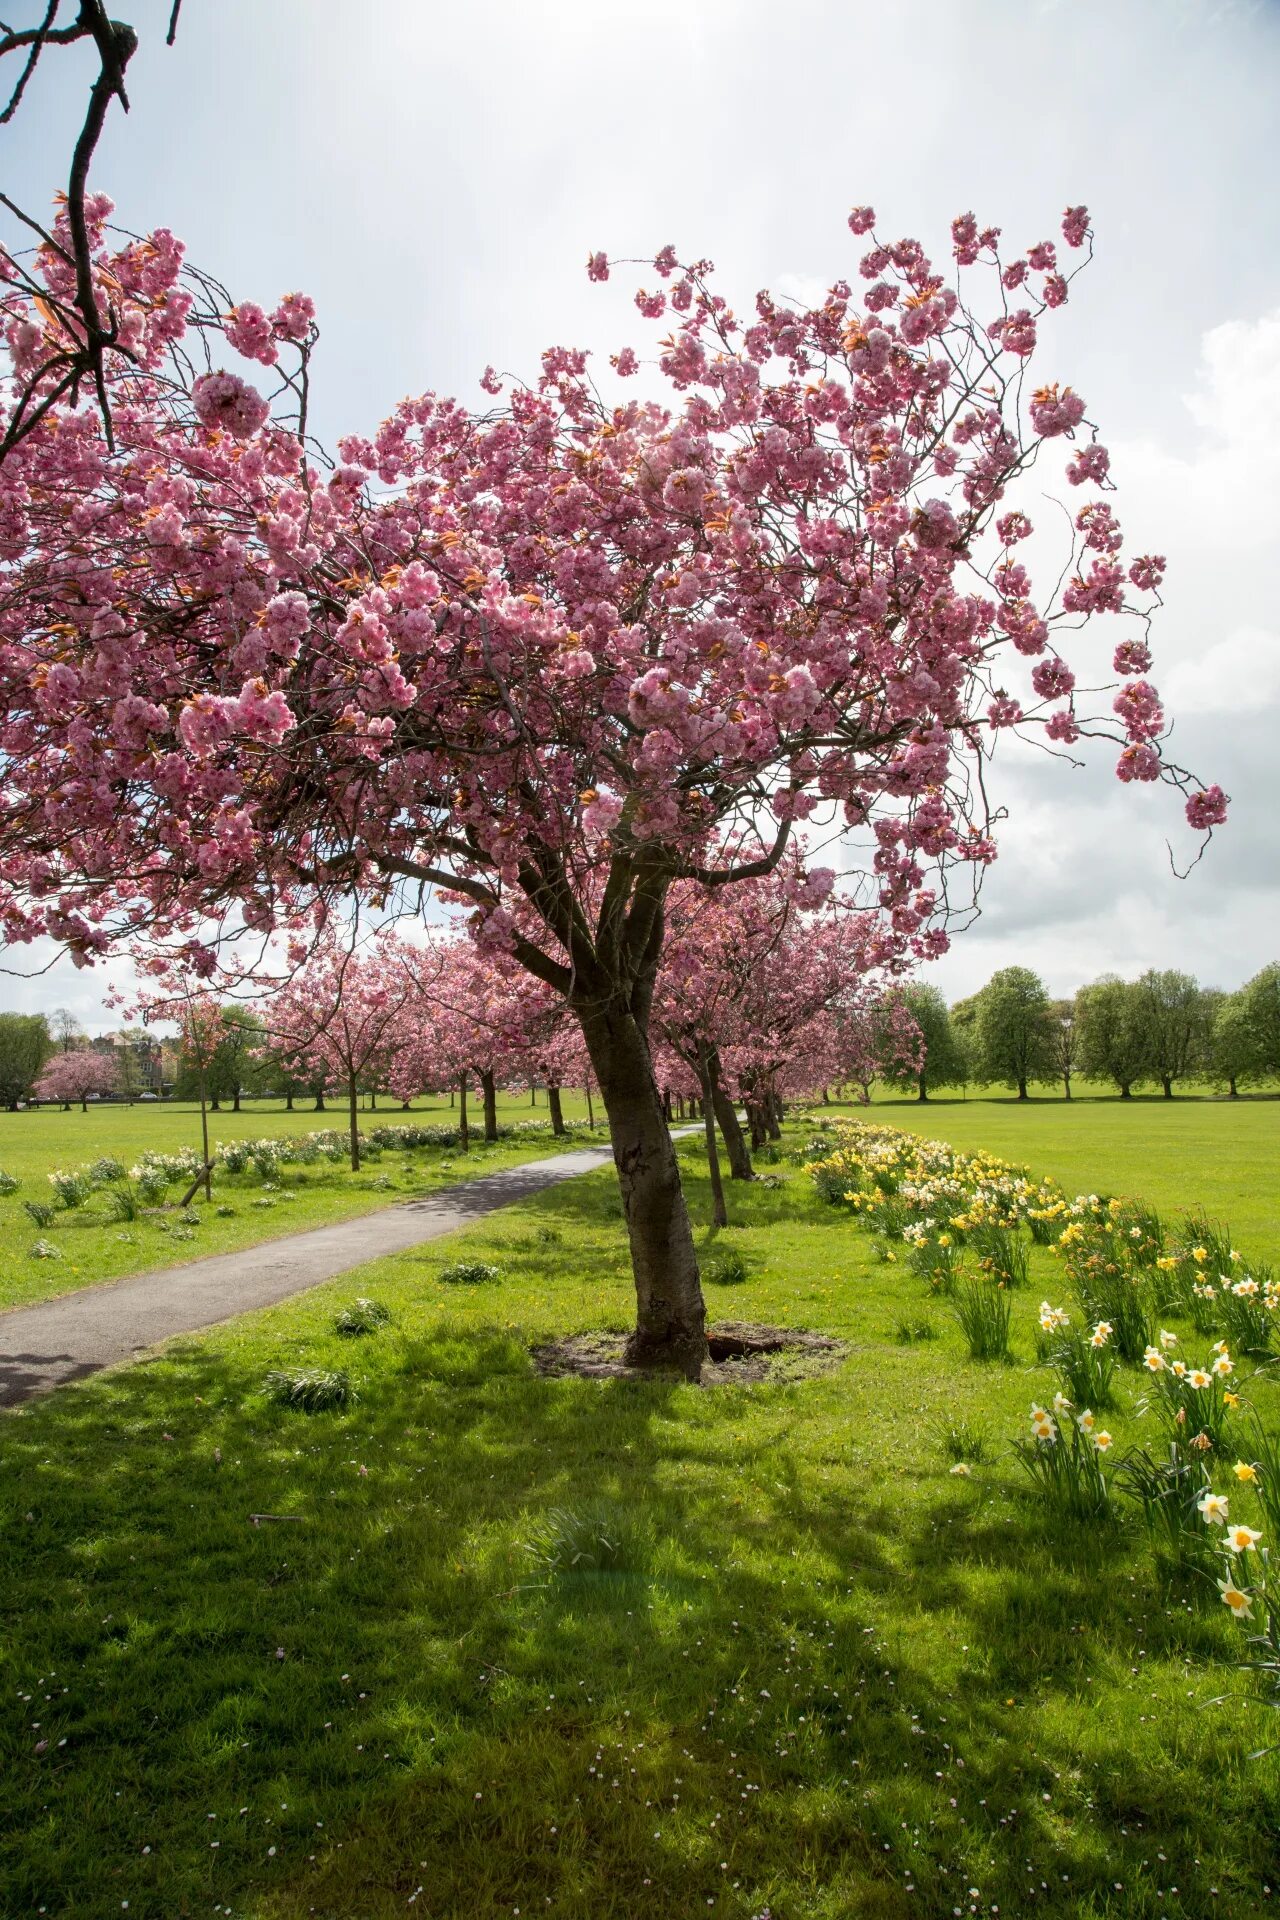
0, 1143, 620, 1409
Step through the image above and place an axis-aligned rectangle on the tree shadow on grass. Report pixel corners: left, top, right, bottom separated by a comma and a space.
2, 1323, 1277, 1920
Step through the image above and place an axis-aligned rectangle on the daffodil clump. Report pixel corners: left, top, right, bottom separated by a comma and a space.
1013, 1393, 1115, 1520
1140, 1336, 1239, 1452
810, 1122, 1050, 1238
1036, 1300, 1119, 1408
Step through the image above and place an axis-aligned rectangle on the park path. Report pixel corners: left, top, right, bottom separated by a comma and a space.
0, 1141, 623, 1409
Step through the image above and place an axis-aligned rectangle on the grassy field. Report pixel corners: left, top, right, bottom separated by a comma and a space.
0, 1095, 606, 1311
2, 1111, 1278, 1919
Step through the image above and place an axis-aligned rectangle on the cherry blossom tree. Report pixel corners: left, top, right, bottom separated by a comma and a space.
34, 1045, 118, 1110
265, 944, 411, 1169
0, 193, 1228, 1372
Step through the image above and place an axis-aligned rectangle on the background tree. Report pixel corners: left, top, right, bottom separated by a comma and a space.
34, 1048, 119, 1110
267, 946, 412, 1169
886, 984, 966, 1102
1239, 963, 1280, 1080
1076, 976, 1147, 1098
176, 1005, 267, 1113
1130, 967, 1208, 1099
50, 1006, 83, 1054
1049, 997, 1080, 1100
1202, 989, 1257, 1098
973, 966, 1056, 1100
0, 1012, 51, 1108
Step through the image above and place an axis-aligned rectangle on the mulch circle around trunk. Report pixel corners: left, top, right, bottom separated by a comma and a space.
532, 1320, 848, 1385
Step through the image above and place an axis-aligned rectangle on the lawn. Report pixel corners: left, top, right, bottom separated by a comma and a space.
0, 1095, 607, 1311
2, 1111, 1278, 1919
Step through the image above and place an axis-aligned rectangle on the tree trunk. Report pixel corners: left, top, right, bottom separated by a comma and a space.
209, 1095, 220, 1112
481, 1067, 499, 1142
917, 1074, 929, 1102
1017, 1078, 1028, 1101
585, 1076, 595, 1129
232, 1086, 241, 1113
821, 1087, 830, 1105
662, 1085, 672, 1123
313, 1091, 325, 1112
547, 1082, 566, 1137
458, 1073, 469, 1151
79, 1097, 87, 1112
285, 1091, 294, 1111
579, 1002, 706, 1377
1228, 1076, 1239, 1098
707, 1047, 753, 1181
1161, 1076, 1173, 1099
1063, 1075, 1072, 1101
347, 1073, 360, 1171
1119, 1081, 1132, 1099
699, 1058, 728, 1230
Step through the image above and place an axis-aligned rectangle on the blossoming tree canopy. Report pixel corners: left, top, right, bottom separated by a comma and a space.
34, 1047, 119, 1110
0, 194, 1228, 1371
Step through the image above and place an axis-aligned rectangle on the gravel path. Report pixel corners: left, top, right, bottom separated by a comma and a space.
0, 1143, 618, 1408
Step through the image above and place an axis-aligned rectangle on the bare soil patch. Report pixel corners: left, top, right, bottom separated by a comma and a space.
532, 1320, 848, 1385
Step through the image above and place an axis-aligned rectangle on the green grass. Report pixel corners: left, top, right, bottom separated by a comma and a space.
3, 1114, 1279, 1918
0, 1098, 607, 1309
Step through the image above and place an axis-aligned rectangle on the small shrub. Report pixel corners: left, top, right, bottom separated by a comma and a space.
88, 1156, 127, 1185
438, 1259, 501, 1286
104, 1187, 143, 1223
266, 1368, 355, 1412
28, 1238, 62, 1260
334, 1297, 392, 1337
535, 1224, 563, 1246
220, 1141, 251, 1175
0, 1168, 20, 1197
215, 1205, 237, 1218
703, 1248, 748, 1287
953, 1276, 1012, 1362
23, 1199, 55, 1230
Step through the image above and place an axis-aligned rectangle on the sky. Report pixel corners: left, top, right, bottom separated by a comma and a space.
2, 0, 1279, 1029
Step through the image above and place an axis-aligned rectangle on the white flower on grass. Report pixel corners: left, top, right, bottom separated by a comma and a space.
1159, 1329, 1178, 1350
1052, 1392, 1073, 1415
1226, 1525, 1262, 1553
1187, 1369, 1213, 1391
1094, 1431, 1113, 1453
949, 1463, 971, 1477
1211, 1354, 1234, 1378
1077, 1409, 1096, 1435
1143, 1346, 1166, 1372
1218, 1578, 1253, 1618
1197, 1491, 1229, 1527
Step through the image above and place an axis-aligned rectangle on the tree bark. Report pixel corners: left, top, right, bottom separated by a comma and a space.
313, 1091, 325, 1112
481, 1067, 498, 1142
347, 1073, 360, 1171
458, 1073, 469, 1151
917, 1075, 929, 1102
707, 1047, 753, 1180
585, 1076, 595, 1129
1228, 1077, 1239, 1098
1161, 1076, 1173, 1099
1017, 1078, 1028, 1101
232, 1086, 241, 1113
547, 1082, 566, 1136
579, 1001, 706, 1377
285, 1091, 294, 1111
699, 1056, 729, 1229
1119, 1082, 1132, 1099
1062, 1076, 1072, 1101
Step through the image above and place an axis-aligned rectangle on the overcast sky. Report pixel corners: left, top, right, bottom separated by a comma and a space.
3, 0, 1278, 1028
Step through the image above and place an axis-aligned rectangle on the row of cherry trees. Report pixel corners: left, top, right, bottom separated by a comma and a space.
0, 76, 1227, 1365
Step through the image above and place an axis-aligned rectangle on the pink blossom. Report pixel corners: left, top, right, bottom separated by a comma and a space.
583, 790, 623, 834
270, 292, 316, 341
1128, 554, 1166, 592
191, 370, 269, 438
1116, 743, 1161, 782
1062, 205, 1090, 248
847, 206, 876, 235
1029, 383, 1085, 437
226, 302, 278, 365
1042, 274, 1068, 309
951, 212, 979, 265
586, 251, 610, 282
1045, 708, 1079, 744
987, 695, 1023, 728
479, 365, 503, 396
1031, 657, 1075, 701
1113, 639, 1152, 675
988, 310, 1037, 357
1113, 679, 1164, 740
1067, 443, 1111, 487
612, 347, 639, 377
1185, 785, 1228, 829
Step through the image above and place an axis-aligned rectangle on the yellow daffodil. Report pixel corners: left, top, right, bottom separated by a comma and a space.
1233, 1461, 1259, 1484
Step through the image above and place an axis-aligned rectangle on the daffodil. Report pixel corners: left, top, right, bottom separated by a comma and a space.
1226, 1525, 1261, 1553
1187, 1369, 1213, 1391
1053, 1392, 1072, 1415
1197, 1491, 1229, 1526
1077, 1409, 1096, 1434
1143, 1347, 1166, 1372
1233, 1461, 1259, 1484
1094, 1431, 1113, 1452
1218, 1578, 1253, 1618
1159, 1329, 1178, 1350
949, 1462, 971, 1477
1212, 1354, 1233, 1378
